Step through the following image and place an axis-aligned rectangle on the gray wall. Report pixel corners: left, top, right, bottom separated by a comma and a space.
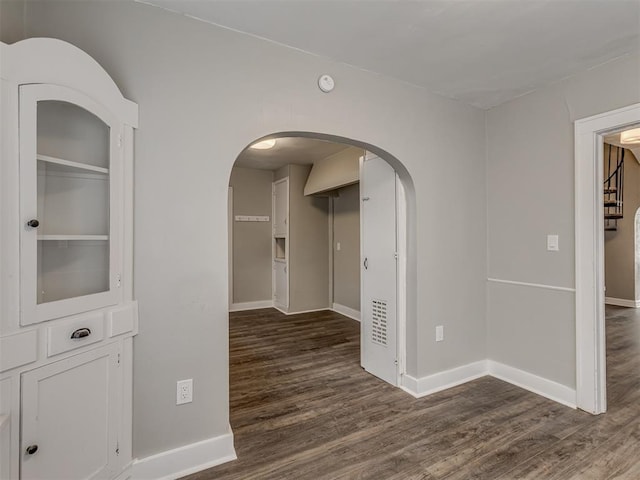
487, 53, 640, 388
604, 146, 640, 302
274, 165, 289, 182
333, 183, 361, 312
288, 164, 330, 312
14, 0, 487, 460
229, 167, 273, 304
0, 0, 25, 44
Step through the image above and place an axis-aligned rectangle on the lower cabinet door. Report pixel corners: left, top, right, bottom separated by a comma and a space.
21, 343, 121, 480
274, 261, 288, 309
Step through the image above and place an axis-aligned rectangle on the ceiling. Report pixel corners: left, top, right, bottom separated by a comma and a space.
141, 0, 640, 109
235, 136, 356, 170
604, 128, 640, 163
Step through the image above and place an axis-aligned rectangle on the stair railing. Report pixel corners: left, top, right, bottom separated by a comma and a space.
604, 146, 625, 231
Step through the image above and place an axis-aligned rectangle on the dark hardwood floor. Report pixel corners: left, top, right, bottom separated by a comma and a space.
183, 306, 640, 479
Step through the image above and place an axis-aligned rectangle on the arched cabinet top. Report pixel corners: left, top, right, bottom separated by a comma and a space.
1, 38, 138, 127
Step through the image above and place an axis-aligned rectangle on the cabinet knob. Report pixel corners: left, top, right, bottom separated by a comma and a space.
25, 444, 38, 455
26, 219, 40, 228
70, 328, 91, 339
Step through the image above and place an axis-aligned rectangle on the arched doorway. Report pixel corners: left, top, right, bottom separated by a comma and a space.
227, 131, 416, 387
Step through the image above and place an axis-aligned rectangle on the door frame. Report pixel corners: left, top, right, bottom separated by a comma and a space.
396, 172, 408, 383
575, 102, 640, 414
228, 186, 233, 309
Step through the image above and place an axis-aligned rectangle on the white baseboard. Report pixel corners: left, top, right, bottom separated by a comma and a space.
487, 360, 577, 409
332, 303, 361, 321
400, 360, 576, 409
276, 306, 333, 316
401, 360, 487, 398
229, 300, 274, 312
131, 430, 236, 480
605, 297, 640, 308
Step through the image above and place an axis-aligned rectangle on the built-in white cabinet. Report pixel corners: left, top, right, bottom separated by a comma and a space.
272, 178, 289, 311
0, 39, 138, 480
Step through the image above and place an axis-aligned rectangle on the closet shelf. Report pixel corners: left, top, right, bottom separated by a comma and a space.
37, 154, 109, 175
37, 235, 109, 241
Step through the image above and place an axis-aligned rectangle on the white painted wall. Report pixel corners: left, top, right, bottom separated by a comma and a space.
487, 53, 640, 388
333, 183, 361, 312
13, 0, 487, 462
288, 164, 330, 313
229, 167, 273, 304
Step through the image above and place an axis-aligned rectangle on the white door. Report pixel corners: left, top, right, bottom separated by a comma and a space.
273, 178, 288, 237
360, 154, 398, 385
21, 343, 121, 480
274, 260, 288, 310
20, 83, 123, 325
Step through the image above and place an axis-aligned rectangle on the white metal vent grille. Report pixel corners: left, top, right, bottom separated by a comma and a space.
371, 299, 388, 346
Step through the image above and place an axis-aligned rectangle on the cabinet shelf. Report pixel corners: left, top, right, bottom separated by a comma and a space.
37, 235, 108, 241
37, 154, 109, 175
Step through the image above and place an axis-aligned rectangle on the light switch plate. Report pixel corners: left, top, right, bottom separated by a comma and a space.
547, 234, 559, 251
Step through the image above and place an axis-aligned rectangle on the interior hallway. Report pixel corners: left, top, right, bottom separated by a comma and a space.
183, 307, 640, 480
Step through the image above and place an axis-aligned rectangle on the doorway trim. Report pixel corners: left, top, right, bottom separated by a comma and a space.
575, 102, 640, 414
228, 186, 233, 309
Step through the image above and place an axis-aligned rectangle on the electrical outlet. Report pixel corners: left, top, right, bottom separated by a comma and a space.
435, 325, 444, 342
176, 379, 193, 405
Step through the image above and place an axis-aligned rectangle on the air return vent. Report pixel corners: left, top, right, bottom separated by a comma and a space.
371, 299, 388, 346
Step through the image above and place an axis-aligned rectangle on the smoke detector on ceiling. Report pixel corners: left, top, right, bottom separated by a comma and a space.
318, 74, 335, 93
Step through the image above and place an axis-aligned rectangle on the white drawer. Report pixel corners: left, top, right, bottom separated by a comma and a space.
47, 313, 104, 357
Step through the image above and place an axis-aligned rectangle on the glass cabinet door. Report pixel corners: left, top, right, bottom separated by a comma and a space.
20, 84, 122, 325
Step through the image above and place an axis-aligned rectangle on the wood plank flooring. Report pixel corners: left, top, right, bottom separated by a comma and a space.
182, 306, 640, 479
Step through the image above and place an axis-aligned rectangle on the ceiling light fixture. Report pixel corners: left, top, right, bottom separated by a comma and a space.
250, 139, 277, 150
620, 128, 640, 145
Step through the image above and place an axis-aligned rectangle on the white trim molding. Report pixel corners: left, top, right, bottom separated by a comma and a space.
131, 430, 236, 480
401, 360, 577, 410
332, 303, 361, 321
575, 103, 640, 415
487, 360, 576, 409
229, 300, 274, 312
277, 307, 331, 316
604, 297, 640, 308
401, 361, 487, 398
487, 277, 575, 293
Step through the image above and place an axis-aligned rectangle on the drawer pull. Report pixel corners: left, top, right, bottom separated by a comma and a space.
25, 444, 38, 455
70, 328, 91, 339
